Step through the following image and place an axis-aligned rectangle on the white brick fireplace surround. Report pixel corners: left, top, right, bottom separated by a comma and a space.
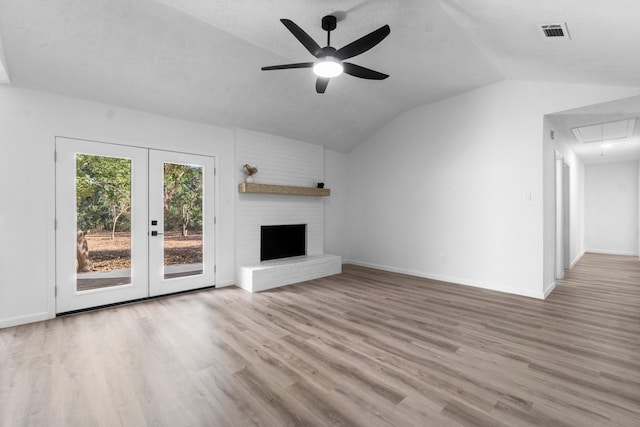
235, 129, 341, 292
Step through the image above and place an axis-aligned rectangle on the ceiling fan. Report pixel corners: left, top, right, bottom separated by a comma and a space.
261, 15, 391, 94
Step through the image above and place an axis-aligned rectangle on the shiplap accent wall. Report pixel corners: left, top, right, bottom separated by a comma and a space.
235, 128, 325, 267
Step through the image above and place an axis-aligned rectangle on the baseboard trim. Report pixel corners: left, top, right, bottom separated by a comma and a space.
543, 281, 557, 299
585, 249, 639, 256
0, 312, 51, 329
346, 260, 545, 300
215, 280, 235, 288
570, 252, 584, 269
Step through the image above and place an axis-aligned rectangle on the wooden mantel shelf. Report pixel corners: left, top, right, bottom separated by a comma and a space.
238, 182, 330, 197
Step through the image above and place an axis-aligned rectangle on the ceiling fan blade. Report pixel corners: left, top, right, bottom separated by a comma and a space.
316, 77, 330, 94
281, 19, 322, 57
261, 62, 314, 71
343, 62, 389, 80
336, 25, 390, 60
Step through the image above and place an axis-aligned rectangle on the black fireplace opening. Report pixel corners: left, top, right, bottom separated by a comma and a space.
261, 224, 306, 261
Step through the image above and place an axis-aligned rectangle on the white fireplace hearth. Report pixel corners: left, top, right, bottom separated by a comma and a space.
237, 254, 341, 292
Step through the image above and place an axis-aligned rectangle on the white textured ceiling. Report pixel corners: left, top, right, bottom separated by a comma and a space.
437, 0, 640, 87
0, 0, 639, 151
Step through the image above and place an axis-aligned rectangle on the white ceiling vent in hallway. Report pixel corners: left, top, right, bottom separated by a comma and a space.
539, 23, 571, 39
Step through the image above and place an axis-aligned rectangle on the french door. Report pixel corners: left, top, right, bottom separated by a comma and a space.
148, 149, 215, 296
55, 137, 215, 313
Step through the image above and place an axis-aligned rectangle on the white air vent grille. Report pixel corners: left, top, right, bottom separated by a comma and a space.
539, 23, 570, 39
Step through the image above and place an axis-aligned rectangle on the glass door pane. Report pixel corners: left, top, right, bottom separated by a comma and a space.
162, 163, 203, 279
76, 154, 132, 291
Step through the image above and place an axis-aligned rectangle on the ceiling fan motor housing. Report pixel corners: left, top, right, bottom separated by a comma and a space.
319, 46, 338, 58
322, 15, 337, 32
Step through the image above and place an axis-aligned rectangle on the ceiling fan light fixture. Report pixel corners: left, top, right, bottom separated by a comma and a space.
313, 56, 343, 78
262, 17, 390, 92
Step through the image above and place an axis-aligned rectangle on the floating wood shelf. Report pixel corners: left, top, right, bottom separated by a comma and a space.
238, 182, 330, 197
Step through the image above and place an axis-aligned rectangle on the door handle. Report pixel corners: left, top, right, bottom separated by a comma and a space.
150, 231, 165, 236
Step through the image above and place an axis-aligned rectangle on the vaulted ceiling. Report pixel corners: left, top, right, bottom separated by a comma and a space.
0, 0, 639, 151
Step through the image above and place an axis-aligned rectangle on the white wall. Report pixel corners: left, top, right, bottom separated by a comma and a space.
584, 161, 639, 255
0, 85, 236, 328
235, 129, 326, 268
324, 149, 348, 259
347, 80, 639, 299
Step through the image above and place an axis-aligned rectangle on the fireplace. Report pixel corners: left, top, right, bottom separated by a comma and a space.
261, 224, 306, 261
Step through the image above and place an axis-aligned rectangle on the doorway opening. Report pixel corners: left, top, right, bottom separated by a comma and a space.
545, 94, 640, 292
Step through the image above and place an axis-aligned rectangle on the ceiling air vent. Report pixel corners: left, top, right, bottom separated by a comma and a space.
539, 23, 570, 39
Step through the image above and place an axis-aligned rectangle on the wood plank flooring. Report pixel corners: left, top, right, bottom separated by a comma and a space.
1, 253, 639, 426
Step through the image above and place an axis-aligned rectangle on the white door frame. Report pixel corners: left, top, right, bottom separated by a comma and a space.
555, 151, 564, 280
554, 151, 572, 280
563, 161, 571, 270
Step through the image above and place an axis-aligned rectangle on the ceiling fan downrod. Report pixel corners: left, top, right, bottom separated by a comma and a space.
322, 15, 337, 47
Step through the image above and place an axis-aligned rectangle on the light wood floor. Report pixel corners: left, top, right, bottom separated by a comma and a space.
1, 253, 639, 426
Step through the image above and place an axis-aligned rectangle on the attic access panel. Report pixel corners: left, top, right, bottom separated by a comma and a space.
571, 119, 636, 144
